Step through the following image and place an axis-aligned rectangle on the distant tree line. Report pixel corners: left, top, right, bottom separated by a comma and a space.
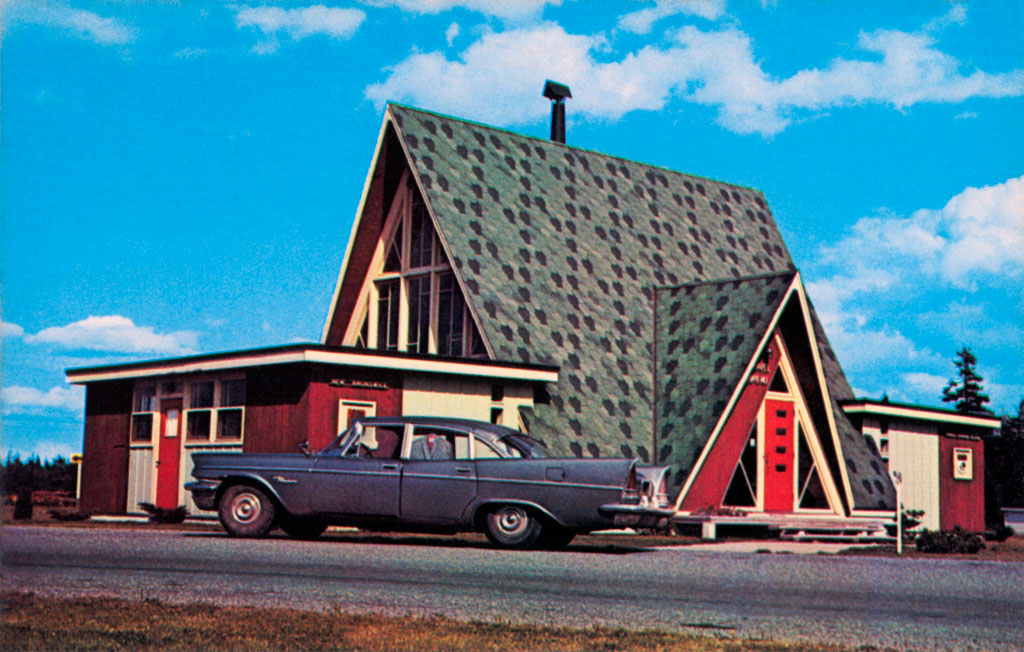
2, 453, 77, 498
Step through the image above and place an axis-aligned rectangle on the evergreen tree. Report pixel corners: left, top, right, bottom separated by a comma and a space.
941, 346, 992, 414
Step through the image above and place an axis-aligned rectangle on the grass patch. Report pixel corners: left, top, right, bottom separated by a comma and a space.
2, 592, 871, 652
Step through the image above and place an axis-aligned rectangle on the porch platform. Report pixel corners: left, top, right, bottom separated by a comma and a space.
673, 513, 894, 542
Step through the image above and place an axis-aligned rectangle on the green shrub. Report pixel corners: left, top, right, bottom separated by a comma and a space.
988, 524, 1015, 542
915, 527, 985, 554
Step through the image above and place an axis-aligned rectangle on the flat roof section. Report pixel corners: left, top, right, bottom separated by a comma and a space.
839, 398, 1001, 430
66, 343, 559, 385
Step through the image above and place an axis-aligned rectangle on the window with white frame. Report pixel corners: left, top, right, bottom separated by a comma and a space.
354, 179, 486, 358
130, 384, 157, 442
185, 378, 246, 443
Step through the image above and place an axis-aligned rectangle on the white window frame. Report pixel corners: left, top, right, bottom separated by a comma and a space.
344, 172, 486, 358
183, 376, 247, 445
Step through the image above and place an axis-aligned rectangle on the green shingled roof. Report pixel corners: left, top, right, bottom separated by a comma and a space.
385, 103, 893, 511
654, 272, 795, 492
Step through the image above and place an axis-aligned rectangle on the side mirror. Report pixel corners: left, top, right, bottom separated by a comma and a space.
298, 440, 311, 457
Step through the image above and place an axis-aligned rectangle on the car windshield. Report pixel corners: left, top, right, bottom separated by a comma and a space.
319, 423, 362, 456
500, 434, 549, 458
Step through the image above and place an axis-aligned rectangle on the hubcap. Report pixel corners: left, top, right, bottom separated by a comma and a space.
231, 492, 261, 524
496, 507, 528, 535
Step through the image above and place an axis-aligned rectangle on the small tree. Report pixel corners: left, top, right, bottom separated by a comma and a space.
941, 346, 992, 415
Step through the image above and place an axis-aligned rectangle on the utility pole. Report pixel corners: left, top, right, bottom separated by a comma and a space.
892, 470, 903, 555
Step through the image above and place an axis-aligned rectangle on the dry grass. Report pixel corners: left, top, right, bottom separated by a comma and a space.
1, 592, 872, 652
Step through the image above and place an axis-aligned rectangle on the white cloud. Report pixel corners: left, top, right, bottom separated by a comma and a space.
24, 316, 198, 355
2, 385, 85, 415
901, 372, 947, 399
939, 175, 1024, 283
445, 22, 460, 46
360, 0, 559, 21
2, 321, 25, 338
366, 13, 1024, 136
820, 175, 1024, 289
807, 175, 1024, 406
234, 4, 365, 54
6, 0, 136, 46
617, 0, 726, 34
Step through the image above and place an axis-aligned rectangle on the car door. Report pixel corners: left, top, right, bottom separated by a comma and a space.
400, 426, 476, 523
309, 423, 404, 517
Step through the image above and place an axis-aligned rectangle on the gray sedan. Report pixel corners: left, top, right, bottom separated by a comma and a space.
186, 417, 673, 549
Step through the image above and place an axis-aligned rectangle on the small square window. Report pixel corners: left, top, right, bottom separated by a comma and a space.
190, 381, 214, 409
161, 382, 181, 396
218, 409, 243, 439
220, 379, 246, 407
491, 385, 505, 402
187, 410, 211, 439
131, 413, 154, 442
134, 385, 156, 412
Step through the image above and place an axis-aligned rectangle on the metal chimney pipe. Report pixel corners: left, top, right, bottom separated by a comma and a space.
550, 101, 566, 143
542, 80, 572, 144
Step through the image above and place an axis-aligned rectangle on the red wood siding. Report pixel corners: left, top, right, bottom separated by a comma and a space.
304, 364, 403, 450
242, 363, 403, 454
680, 344, 780, 512
939, 435, 985, 532
79, 381, 132, 514
242, 365, 312, 454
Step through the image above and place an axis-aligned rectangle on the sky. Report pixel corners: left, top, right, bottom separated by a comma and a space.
2, 0, 1023, 461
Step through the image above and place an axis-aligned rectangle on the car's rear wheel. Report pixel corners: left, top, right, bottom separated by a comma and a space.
483, 505, 543, 549
279, 516, 328, 540
219, 484, 276, 538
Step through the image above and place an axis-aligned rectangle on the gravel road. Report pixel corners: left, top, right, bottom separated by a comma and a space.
3, 526, 1022, 651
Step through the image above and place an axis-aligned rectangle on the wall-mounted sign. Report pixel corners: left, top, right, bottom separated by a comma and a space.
329, 379, 389, 390
953, 447, 973, 481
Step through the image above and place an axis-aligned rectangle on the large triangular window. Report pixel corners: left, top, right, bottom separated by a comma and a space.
722, 425, 758, 507
358, 178, 487, 358
796, 423, 830, 509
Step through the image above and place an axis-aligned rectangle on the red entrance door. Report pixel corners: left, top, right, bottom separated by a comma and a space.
763, 398, 795, 511
156, 399, 183, 509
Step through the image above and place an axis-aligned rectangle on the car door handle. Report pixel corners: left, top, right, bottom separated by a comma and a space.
381, 464, 399, 471
454, 467, 472, 474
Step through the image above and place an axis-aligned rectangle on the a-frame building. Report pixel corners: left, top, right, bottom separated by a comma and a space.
322, 103, 896, 522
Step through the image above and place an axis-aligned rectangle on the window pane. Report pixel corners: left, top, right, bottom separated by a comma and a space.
131, 413, 153, 442
220, 379, 246, 407
187, 410, 211, 439
134, 385, 156, 412
383, 223, 403, 272
408, 198, 434, 269
376, 279, 400, 351
190, 381, 214, 408
406, 275, 431, 353
437, 272, 465, 356
217, 409, 243, 439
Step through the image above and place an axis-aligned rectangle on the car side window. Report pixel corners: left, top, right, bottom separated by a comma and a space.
473, 437, 515, 459
347, 425, 403, 459
408, 427, 470, 461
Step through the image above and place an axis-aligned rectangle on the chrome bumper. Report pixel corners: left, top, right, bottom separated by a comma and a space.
599, 503, 675, 529
183, 481, 219, 511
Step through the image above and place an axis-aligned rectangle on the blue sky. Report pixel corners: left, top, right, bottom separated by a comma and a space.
3, 0, 1022, 460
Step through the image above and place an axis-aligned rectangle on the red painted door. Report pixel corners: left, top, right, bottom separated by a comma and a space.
763, 399, 794, 511
156, 399, 183, 509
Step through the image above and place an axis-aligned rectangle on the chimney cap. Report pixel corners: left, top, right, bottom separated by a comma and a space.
543, 80, 572, 102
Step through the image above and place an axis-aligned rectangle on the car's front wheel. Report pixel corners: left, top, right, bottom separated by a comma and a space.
218, 484, 276, 537
483, 505, 543, 549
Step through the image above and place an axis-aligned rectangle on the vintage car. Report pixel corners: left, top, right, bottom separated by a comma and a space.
186, 416, 673, 549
